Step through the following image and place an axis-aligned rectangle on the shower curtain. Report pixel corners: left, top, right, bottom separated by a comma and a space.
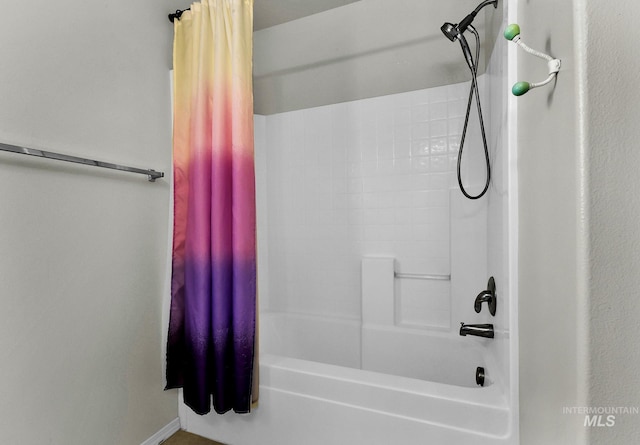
166, 0, 257, 415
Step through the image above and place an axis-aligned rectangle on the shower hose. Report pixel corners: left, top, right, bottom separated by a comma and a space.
457, 25, 491, 200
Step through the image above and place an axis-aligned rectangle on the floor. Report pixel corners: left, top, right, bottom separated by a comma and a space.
163, 430, 225, 445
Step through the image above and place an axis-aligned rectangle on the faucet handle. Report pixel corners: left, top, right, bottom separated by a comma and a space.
474, 277, 497, 316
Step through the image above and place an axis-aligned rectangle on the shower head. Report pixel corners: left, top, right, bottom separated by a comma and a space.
440, 0, 498, 42
441, 22, 459, 42
441, 23, 476, 70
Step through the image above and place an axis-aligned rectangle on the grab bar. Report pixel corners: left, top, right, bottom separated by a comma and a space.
394, 272, 451, 281
0, 142, 164, 182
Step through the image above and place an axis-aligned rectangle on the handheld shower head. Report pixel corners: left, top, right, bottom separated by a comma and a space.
441, 22, 458, 42
440, 23, 475, 70
439, 0, 498, 201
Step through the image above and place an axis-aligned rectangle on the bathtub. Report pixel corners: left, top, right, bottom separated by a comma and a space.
181, 312, 514, 444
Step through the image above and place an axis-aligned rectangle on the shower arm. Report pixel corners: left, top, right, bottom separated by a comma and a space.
440, 0, 497, 43
472, 0, 498, 16
459, 0, 498, 35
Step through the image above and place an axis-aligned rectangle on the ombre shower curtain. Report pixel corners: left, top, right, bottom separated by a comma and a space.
166, 0, 257, 415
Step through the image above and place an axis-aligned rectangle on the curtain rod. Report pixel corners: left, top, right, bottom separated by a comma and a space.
168, 8, 190, 23
0, 142, 164, 182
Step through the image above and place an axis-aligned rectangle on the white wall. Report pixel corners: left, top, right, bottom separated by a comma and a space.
485, 2, 513, 412
518, 0, 640, 442
585, 0, 640, 442
255, 115, 270, 312
253, 0, 502, 114
516, 0, 588, 443
0, 1, 182, 443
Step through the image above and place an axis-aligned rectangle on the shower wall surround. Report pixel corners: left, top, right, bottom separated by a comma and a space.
485, 15, 512, 401
259, 80, 487, 328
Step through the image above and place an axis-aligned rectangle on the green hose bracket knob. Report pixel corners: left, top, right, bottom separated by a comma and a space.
504, 24, 521, 41
512, 81, 531, 96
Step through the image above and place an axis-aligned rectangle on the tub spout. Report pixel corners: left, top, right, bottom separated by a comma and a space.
459, 322, 494, 338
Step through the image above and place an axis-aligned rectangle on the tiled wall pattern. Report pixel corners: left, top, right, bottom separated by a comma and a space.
261, 81, 486, 325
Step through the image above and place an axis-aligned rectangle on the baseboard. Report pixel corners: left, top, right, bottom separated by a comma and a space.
141, 417, 181, 445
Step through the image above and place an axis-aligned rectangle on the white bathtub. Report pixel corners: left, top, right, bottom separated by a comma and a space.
182, 312, 514, 444
261, 311, 494, 387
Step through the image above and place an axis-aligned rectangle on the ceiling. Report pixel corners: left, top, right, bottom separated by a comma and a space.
253, 0, 361, 30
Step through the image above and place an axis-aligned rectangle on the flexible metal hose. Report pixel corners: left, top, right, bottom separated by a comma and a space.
456, 25, 491, 200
